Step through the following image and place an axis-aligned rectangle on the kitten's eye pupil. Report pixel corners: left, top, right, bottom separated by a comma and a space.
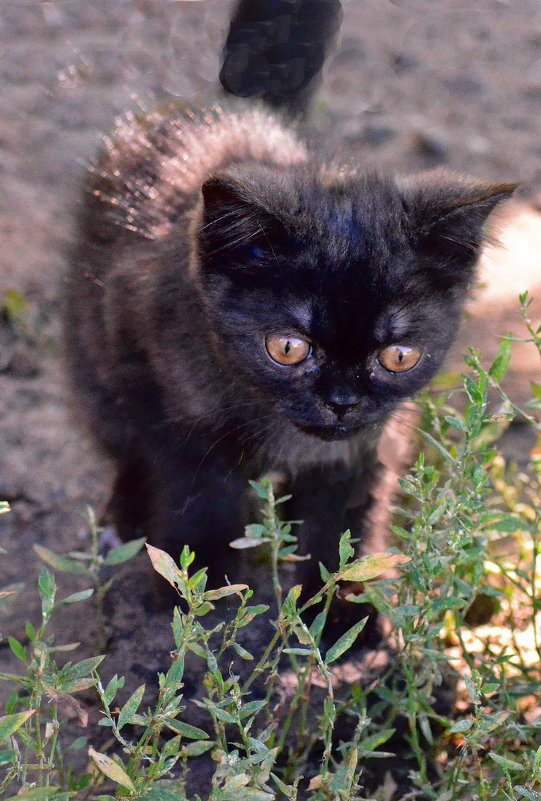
266, 335, 310, 366
378, 345, 422, 373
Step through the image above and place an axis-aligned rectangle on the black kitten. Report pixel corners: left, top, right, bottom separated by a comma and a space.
63, 3, 515, 610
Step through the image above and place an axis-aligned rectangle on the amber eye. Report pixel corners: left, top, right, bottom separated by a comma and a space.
265, 335, 311, 366
378, 345, 422, 373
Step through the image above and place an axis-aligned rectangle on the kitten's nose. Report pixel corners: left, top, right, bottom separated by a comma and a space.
326, 390, 360, 417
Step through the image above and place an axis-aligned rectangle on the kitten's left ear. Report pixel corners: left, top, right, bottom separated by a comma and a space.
399, 170, 517, 276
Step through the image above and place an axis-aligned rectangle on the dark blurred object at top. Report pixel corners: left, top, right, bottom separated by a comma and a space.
220, 0, 343, 116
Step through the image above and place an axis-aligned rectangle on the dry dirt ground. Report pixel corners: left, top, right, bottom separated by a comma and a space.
1, 0, 541, 795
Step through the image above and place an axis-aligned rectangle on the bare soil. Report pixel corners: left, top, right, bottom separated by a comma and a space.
1, 0, 541, 795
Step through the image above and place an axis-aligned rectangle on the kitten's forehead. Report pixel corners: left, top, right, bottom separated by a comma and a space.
286, 300, 313, 330
374, 304, 413, 341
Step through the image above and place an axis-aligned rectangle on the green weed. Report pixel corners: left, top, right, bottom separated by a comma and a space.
1, 294, 541, 800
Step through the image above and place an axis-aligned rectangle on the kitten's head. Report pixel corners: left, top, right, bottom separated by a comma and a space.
193, 165, 515, 440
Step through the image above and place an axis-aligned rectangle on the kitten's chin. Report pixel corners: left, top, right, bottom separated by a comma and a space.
298, 423, 370, 441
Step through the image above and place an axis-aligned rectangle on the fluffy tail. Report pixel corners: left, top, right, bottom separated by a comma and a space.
220, 0, 343, 117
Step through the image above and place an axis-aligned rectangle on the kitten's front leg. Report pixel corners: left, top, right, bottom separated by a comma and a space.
287, 456, 384, 644
145, 443, 252, 599
288, 465, 357, 586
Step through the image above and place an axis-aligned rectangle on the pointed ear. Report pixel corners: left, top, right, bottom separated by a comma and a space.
198, 173, 286, 271
399, 171, 517, 279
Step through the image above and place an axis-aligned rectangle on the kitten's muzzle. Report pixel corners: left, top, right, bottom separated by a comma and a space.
300, 423, 366, 441
324, 387, 363, 417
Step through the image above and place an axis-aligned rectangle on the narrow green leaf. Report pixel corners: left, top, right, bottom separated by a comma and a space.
275, 494, 293, 507
38, 567, 56, 603
271, 773, 296, 798
60, 656, 105, 683
5, 690, 19, 715
212, 707, 236, 724
34, 545, 90, 576
59, 588, 94, 605
2, 789, 63, 801
0, 710, 36, 741
338, 530, 354, 568
59, 677, 97, 694
102, 537, 146, 566
171, 606, 183, 648
188, 567, 208, 590
146, 544, 181, 588
194, 601, 214, 616
238, 604, 270, 628
127, 713, 148, 727
103, 675, 124, 706
117, 683, 145, 730
203, 584, 248, 601
179, 545, 195, 569
292, 623, 311, 644
488, 751, 524, 771
464, 675, 480, 705
319, 562, 332, 582
419, 430, 457, 464
239, 700, 266, 719
463, 374, 477, 402
309, 609, 327, 641
444, 415, 467, 432
229, 537, 267, 549
232, 642, 253, 660
419, 714, 433, 745
340, 552, 410, 582
183, 740, 214, 757
8, 637, 27, 663
25, 621, 36, 641
488, 335, 512, 381
357, 728, 396, 754
244, 524, 267, 537
283, 585, 302, 614
325, 617, 367, 664
88, 747, 135, 790
165, 718, 209, 739
167, 656, 185, 684
67, 735, 88, 752
248, 480, 269, 500
187, 642, 207, 659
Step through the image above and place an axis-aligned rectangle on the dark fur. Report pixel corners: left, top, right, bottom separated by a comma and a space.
220, 0, 343, 115
63, 99, 515, 612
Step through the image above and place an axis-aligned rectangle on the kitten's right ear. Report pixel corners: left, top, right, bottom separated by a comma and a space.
198, 174, 285, 268
201, 176, 250, 227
